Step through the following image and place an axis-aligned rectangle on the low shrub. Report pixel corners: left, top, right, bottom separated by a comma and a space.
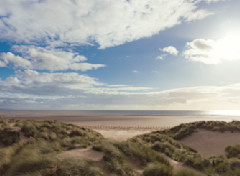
230, 159, 240, 170
214, 162, 230, 174
225, 144, 240, 158
21, 124, 37, 137
152, 142, 175, 157
143, 164, 173, 176
54, 158, 105, 176
0, 128, 20, 146
117, 141, 169, 166
183, 155, 204, 170
4, 145, 57, 176
174, 168, 202, 176
94, 141, 136, 176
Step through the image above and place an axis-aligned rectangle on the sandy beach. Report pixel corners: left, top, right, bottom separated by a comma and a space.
0, 110, 236, 141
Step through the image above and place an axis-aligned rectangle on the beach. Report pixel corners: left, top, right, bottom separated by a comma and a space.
0, 110, 237, 141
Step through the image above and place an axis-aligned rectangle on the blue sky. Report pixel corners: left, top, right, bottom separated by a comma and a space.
0, 0, 240, 110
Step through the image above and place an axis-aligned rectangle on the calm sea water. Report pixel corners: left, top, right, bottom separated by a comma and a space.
1, 110, 240, 127
1, 110, 240, 117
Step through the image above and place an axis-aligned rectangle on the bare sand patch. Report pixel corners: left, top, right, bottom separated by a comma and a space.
59, 147, 104, 161
180, 129, 240, 158
95, 129, 151, 141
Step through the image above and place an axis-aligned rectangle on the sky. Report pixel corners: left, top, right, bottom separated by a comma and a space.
0, 0, 240, 110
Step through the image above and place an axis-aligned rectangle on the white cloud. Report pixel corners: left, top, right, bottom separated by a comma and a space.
156, 46, 178, 60
0, 0, 232, 110
183, 35, 240, 64
0, 45, 105, 71
205, 0, 226, 3
193, 0, 227, 3
0, 52, 31, 68
0, 60, 6, 67
0, 69, 239, 110
132, 70, 139, 73
156, 55, 166, 60
0, 70, 101, 97
0, 70, 151, 96
0, 0, 215, 48
162, 46, 179, 55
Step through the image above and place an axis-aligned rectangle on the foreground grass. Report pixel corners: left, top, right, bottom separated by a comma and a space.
1, 117, 240, 176
0, 117, 105, 176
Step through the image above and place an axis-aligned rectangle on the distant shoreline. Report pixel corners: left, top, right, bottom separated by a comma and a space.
1, 110, 237, 128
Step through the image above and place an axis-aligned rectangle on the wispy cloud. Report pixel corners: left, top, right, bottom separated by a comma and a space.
0, 69, 239, 110
1, 80, 240, 110
156, 55, 166, 60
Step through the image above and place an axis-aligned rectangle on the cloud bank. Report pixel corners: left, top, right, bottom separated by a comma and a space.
1, 74, 240, 110
0, 0, 214, 48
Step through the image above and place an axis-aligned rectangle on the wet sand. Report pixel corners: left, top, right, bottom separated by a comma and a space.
0, 110, 233, 128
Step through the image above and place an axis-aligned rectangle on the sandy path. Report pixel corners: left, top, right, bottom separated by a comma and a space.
95, 129, 151, 141
180, 129, 240, 158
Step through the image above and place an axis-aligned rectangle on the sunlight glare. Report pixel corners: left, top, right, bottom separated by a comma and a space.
211, 32, 240, 63
209, 110, 240, 117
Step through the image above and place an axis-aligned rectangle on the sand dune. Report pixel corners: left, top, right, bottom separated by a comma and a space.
180, 129, 240, 158
59, 147, 104, 161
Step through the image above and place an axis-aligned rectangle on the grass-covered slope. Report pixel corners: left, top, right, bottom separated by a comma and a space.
132, 121, 240, 176
1, 118, 240, 176
0, 117, 104, 176
161, 121, 240, 140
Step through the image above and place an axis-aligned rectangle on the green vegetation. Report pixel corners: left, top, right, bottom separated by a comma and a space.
2, 117, 240, 176
116, 141, 170, 166
132, 121, 240, 176
143, 164, 173, 176
93, 140, 136, 176
161, 121, 240, 140
174, 169, 202, 176
54, 158, 105, 176
0, 117, 105, 176
0, 128, 20, 146
131, 130, 208, 172
225, 144, 240, 158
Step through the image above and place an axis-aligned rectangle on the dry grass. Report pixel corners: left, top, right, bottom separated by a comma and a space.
59, 147, 104, 161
